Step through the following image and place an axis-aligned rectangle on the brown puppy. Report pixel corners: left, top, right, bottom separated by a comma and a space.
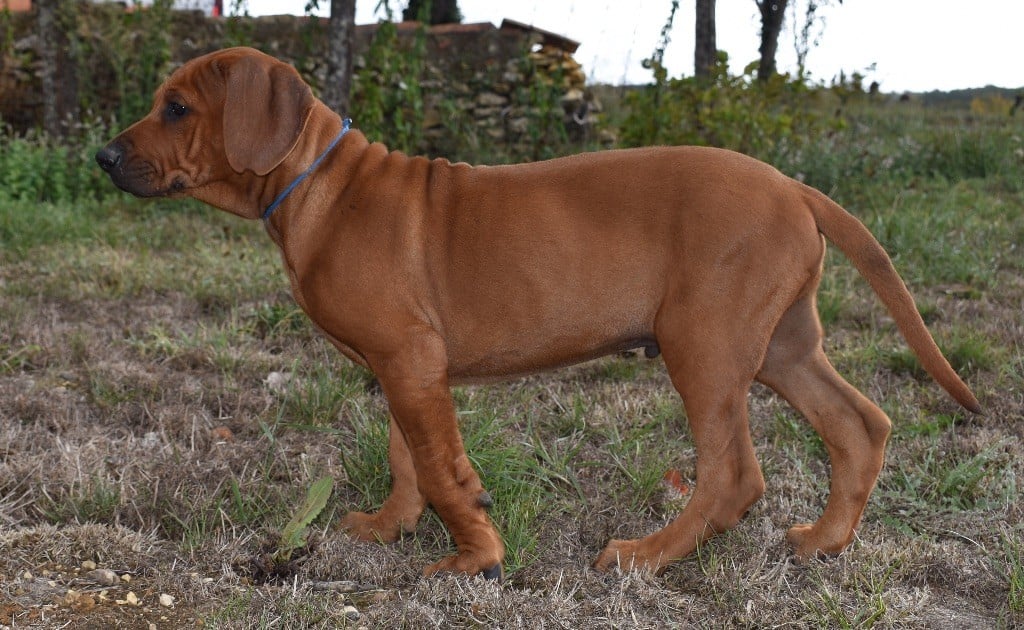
97, 47, 980, 579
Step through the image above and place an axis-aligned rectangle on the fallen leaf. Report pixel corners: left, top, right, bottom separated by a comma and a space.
662, 469, 690, 496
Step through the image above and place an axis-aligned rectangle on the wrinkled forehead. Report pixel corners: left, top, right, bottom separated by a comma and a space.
153, 52, 230, 105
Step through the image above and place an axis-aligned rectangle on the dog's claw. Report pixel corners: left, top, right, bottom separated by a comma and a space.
480, 564, 503, 581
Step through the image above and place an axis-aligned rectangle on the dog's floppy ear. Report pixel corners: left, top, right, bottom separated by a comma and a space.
223, 51, 314, 176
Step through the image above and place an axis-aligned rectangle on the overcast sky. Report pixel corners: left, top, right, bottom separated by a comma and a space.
244, 0, 1024, 92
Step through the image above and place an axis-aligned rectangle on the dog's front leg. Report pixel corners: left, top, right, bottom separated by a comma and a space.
340, 414, 427, 542
367, 329, 505, 579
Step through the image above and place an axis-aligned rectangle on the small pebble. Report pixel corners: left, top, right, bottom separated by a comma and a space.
86, 569, 120, 586
159, 593, 175, 607
344, 605, 360, 621
265, 371, 293, 393
81, 560, 97, 571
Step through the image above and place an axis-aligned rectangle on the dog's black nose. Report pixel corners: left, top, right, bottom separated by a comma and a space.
95, 144, 123, 172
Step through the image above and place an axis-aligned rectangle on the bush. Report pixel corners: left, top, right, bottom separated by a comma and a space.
0, 119, 119, 203
619, 54, 844, 166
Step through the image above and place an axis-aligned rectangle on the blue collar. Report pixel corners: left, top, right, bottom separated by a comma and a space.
262, 117, 352, 221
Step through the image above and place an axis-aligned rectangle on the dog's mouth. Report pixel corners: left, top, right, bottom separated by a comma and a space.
97, 144, 188, 198
106, 171, 164, 197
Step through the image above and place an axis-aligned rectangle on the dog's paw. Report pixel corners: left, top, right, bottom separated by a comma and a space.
593, 539, 642, 573
423, 553, 504, 580
338, 511, 403, 543
786, 523, 851, 561
593, 539, 670, 575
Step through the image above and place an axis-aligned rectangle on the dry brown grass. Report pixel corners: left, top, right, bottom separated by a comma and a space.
2, 128, 1023, 627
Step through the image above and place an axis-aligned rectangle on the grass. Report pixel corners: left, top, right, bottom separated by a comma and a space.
0, 104, 1022, 627
1007, 532, 1024, 614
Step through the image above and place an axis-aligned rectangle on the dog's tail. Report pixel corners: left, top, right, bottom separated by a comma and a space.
803, 184, 982, 413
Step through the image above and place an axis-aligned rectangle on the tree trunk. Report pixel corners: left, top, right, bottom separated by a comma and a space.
322, 0, 356, 116
694, 0, 716, 79
756, 0, 787, 81
36, 0, 60, 136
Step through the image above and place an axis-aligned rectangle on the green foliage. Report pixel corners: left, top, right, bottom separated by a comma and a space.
349, 3, 578, 163
280, 368, 366, 428
351, 8, 427, 153
337, 402, 392, 506
60, 0, 174, 126
510, 54, 572, 162
224, 0, 255, 48
459, 400, 548, 573
404, 0, 462, 24
0, 122, 116, 203
784, 107, 1024, 194
0, 3, 14, 58
621, 53, 843, 165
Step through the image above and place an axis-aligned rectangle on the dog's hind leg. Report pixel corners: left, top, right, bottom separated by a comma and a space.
593, 305, 769, 574
756, 292, 892, 559
339, 414, 427, 542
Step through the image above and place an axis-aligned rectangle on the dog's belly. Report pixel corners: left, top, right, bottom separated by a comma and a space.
446, 333, 657, 384
441, 285, 658, 383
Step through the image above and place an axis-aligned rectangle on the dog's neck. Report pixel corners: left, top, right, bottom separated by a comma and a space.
261, 116, 351, 221
259, 102, 369, 248
193, 102, 350, 225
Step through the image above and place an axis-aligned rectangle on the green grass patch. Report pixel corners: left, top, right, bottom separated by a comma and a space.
803, 563, 893, 629
882, 329, 1001, 378
600, 415, 683, 512
772, 409, 827, 458
278, 363, 371, 430
880, 440, 1015, 513
1006, 531, 1024, 614
41, 475, 122, 525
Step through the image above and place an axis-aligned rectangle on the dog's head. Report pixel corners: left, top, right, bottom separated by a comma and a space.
96, 47, 315, 217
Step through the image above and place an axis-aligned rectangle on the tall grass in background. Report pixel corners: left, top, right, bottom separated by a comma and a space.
0, 121, 118, 204
616, 57, 1023, 195
787, 107, 1024, 193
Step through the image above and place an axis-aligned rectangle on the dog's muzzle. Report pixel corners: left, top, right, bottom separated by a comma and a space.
95, 141, 166, 197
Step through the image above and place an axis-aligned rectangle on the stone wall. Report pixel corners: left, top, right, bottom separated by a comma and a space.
0, 7, 600, 156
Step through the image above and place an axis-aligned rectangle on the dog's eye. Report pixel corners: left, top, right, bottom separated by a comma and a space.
165, 102, 188, 120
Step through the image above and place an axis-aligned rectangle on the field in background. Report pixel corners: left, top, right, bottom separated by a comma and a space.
1, 97, 1022, 627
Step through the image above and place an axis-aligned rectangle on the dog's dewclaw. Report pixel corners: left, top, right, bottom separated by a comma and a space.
477, 491, 494, 508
